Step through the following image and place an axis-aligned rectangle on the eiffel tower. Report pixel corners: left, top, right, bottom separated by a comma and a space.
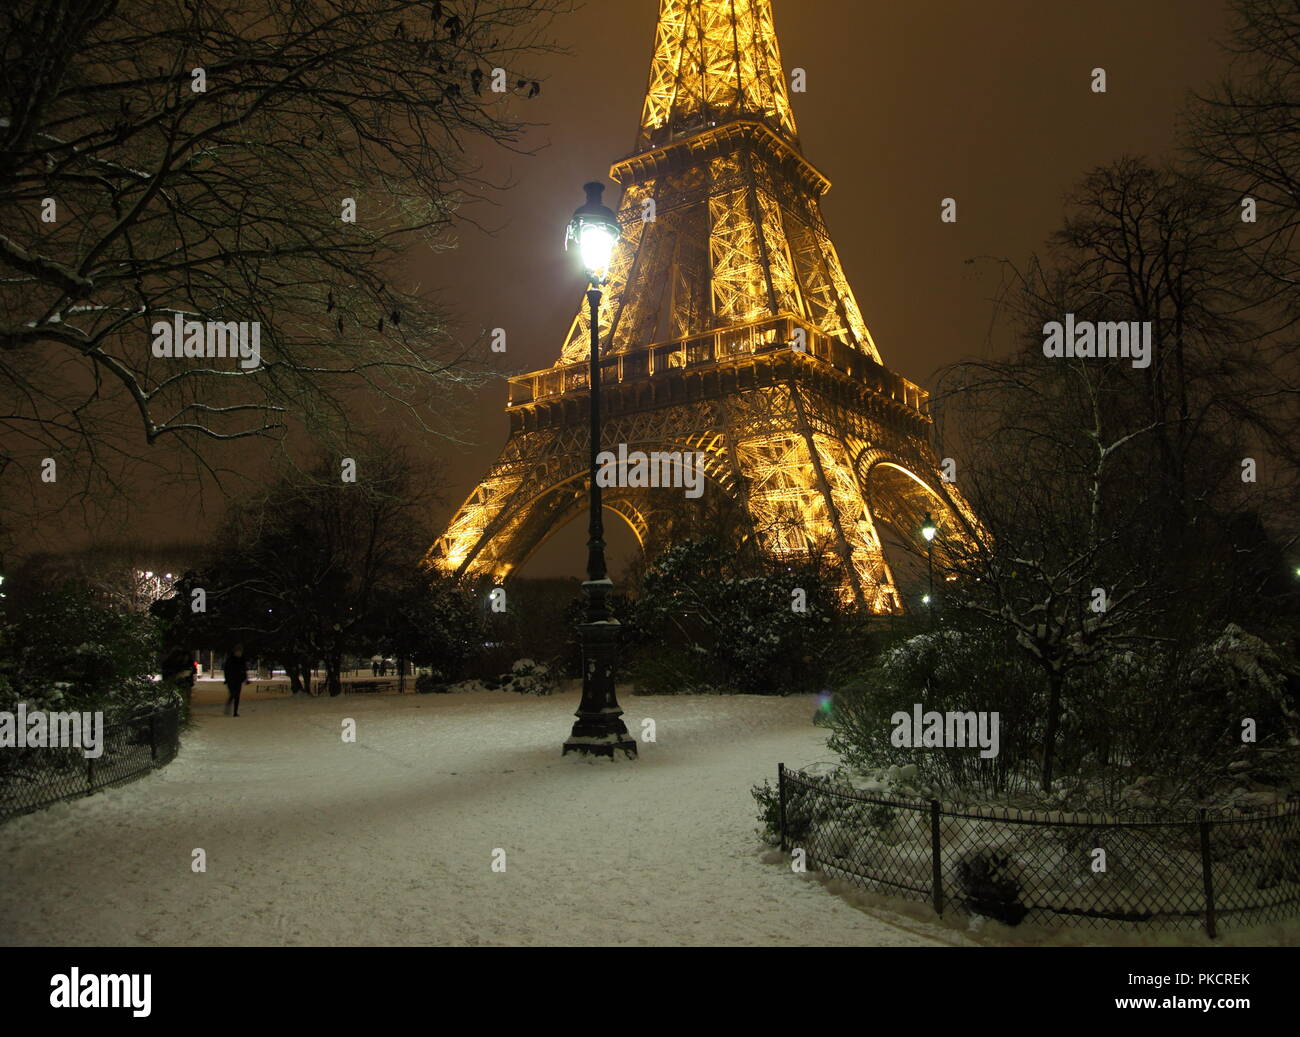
429, 0, 964, 612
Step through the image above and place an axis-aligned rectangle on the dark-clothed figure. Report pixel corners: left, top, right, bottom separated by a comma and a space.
223, 644, 249, 717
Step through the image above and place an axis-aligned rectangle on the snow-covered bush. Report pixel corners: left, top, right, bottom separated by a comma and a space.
0, 587, 180, 793
827, 624, 1045, 798
0, 581, 162, 720
495, 659, 558, 696
1062, 624, 1299, 808
750, 776, 832, 845
626, 537, 855, 695
827, 618, 1298, 811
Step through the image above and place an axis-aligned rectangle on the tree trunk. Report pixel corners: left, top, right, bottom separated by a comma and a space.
327, 653, 343, 697
1041, 669, 1065, 792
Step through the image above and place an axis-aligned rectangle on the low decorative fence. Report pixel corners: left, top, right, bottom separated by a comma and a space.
776, 764, 1300, 937
0, 703, 182, 824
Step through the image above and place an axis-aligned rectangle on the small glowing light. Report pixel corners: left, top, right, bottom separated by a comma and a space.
580, 225, 616, 279
922, 594, 932, 605
566, 182, 621, 282
145, 571, 153, 578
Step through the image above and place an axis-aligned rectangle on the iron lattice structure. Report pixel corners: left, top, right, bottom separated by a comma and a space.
429, 0, 970, 611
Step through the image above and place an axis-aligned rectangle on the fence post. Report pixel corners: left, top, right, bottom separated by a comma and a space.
1199, 809, 1217, 940
930, 800, 945, 916
778, 763, 788, 853
149, 712, 158, 762
86, 754, 95, 790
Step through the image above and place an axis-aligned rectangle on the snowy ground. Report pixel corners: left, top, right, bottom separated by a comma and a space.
0, 684, 961, 947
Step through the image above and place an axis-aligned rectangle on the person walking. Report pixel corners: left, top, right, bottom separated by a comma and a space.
223, 644, 250, 717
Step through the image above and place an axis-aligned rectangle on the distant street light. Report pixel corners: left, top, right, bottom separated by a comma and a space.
921, 512, 937, 627
562, 182, 635, 761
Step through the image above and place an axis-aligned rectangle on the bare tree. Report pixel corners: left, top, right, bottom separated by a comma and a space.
923, 354, 1169, 792
1185, 0, 1300, 472
1187, 0, 1300, 317
916, 159, 1297, 791
0, 0, 571, 509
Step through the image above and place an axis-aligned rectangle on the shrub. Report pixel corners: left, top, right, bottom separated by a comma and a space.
828, 616, 1298, 811
826, 624, 1044, 798
750, 777, 821, 845
626, 537, 853, 695
1065, 625, 1300, 807
751, 779, 782, 843
415, 674, 450, 695
0, 581, 165, 720
499, 659, 559, 696
954, 848, 1028, 926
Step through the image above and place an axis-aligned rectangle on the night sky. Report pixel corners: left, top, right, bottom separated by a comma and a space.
30, 0, 1233, 577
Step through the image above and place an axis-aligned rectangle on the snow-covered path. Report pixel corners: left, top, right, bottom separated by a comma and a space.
0, 687, 951, 946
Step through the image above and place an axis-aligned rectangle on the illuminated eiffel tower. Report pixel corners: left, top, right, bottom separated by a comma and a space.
429, 0, 967, 611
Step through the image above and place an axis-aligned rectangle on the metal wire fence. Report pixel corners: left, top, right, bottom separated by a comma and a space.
776, 764, 1300, 937
0, 703, 182, 824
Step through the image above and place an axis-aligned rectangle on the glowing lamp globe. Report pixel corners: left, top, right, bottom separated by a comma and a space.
566, 182, 620, 283
922, 513, 937, 543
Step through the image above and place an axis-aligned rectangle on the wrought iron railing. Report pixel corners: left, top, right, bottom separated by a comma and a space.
773, 763, 1300, 937
0, 702, 182, 824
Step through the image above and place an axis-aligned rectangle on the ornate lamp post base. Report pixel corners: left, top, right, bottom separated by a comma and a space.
563, 733, 638, 760
563, 619, 638, 760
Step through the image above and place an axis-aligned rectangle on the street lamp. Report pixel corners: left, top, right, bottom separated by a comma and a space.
562, 182, 636, 760
921, 512, 937, 627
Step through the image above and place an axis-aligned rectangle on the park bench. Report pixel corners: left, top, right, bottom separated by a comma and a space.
348, 680, 396, 694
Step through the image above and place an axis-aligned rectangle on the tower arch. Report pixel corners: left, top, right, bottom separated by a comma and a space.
427, 2, 972, 614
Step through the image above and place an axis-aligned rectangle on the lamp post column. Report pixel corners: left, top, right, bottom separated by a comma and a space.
927, 538, 935, 629
922, 512, 937, 629
563, 286, 636, 759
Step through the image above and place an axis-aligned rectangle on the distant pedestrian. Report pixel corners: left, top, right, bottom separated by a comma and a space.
372, 654, 381, 677
223, 644, 250, 717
